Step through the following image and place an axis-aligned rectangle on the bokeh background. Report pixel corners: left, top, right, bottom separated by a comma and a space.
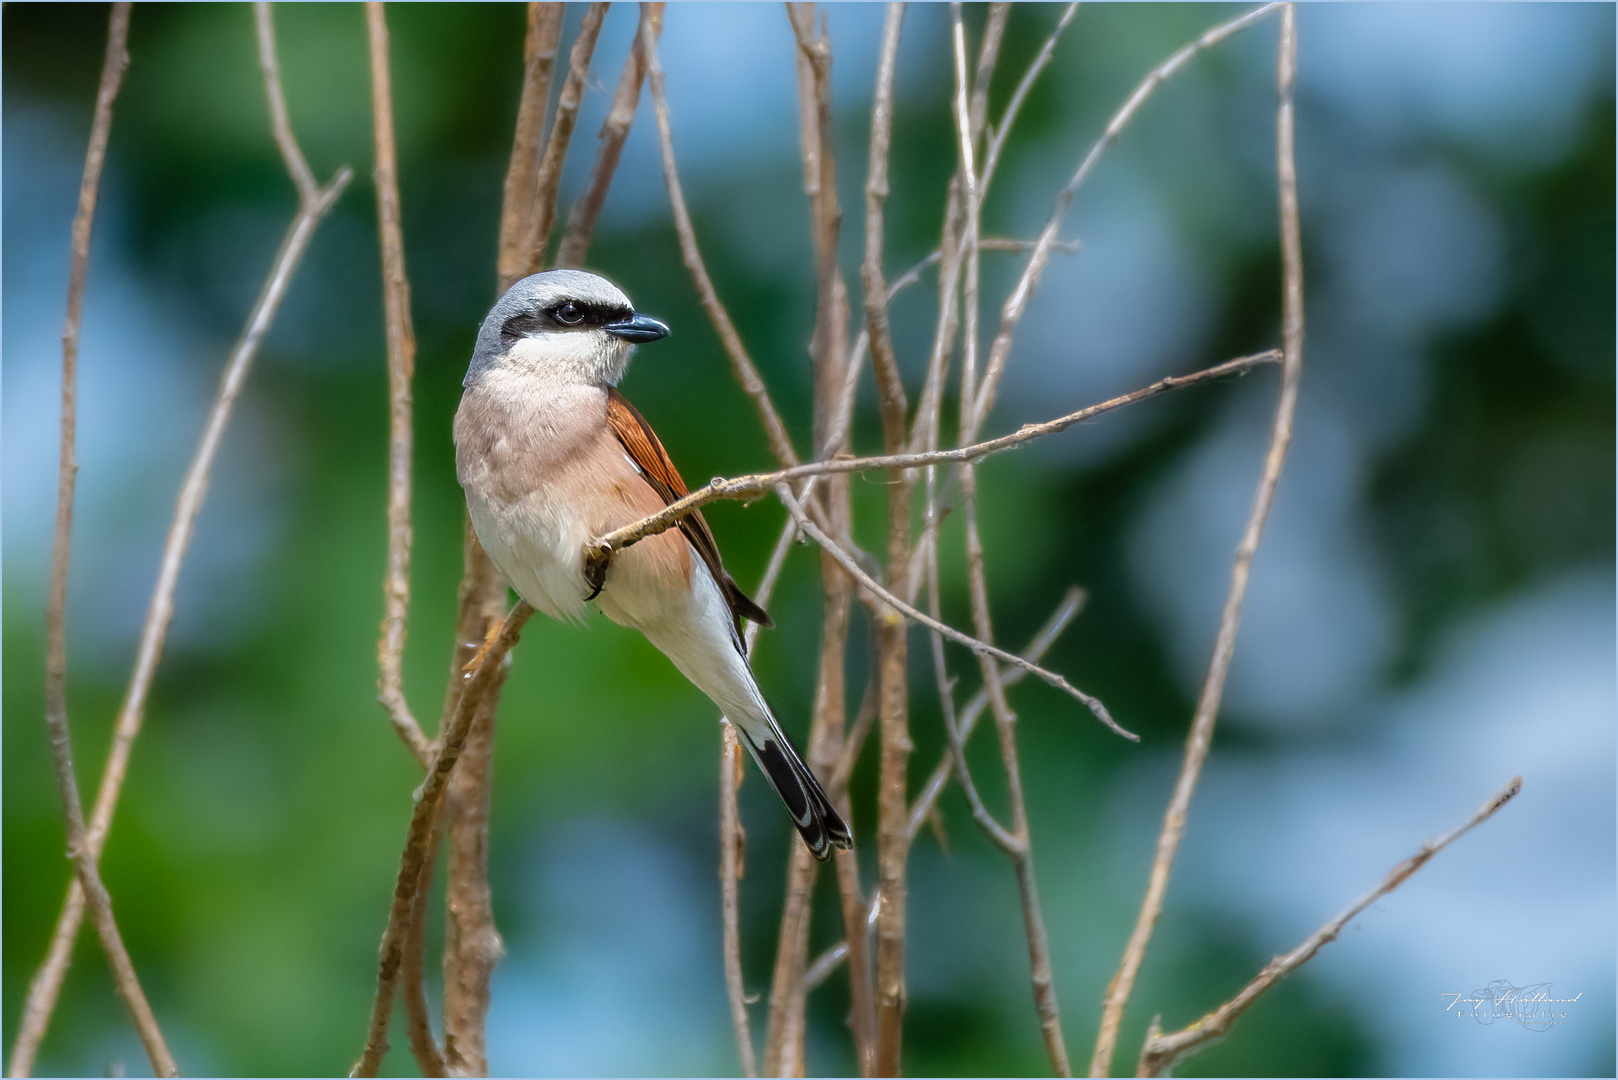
4, 4, 1613, 1076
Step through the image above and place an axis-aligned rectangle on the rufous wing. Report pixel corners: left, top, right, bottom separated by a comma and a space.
605, 387, 773, 636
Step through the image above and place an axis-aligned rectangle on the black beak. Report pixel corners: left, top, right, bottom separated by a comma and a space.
604, 312, 670, 343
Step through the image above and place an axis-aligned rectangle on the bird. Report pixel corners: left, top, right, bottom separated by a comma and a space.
453, 269, 853, 860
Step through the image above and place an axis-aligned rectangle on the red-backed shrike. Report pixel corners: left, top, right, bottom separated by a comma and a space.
454, 269, 853, 859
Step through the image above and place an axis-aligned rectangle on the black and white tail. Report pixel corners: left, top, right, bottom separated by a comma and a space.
733, 713, 853, 861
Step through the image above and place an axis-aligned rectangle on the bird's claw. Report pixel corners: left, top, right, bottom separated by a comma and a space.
583, 542, 611, 601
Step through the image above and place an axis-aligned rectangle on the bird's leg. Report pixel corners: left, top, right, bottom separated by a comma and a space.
583, 541, 612, 601
460, 617, 507, 675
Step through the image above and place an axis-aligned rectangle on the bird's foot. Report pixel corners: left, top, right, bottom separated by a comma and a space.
583, 541, 612, 601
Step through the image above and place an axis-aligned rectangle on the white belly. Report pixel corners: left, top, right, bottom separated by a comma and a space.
466, 487, 591, 623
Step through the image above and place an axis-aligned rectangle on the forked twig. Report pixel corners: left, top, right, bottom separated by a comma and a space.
528, 2, 608, 268
980, 2, 1079, 193
1089, 7, 1300, 1074
367, 1, 432, 768
972, 1, 1283, 441
10, 8, 351, 1075
352, 604, 535, 1078
777, 484, 1132, 740
1138, 777, 1523, 1077
907, 588, 1086, 842
498, 3, 566, 290
558, 3, 665, 267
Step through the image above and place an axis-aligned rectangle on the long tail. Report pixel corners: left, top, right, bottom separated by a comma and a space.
732, 712, 853, 861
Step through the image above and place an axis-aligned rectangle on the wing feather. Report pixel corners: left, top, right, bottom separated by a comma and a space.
605, 388, 773, 637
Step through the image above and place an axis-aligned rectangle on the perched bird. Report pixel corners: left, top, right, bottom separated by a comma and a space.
454, 269, 853, 860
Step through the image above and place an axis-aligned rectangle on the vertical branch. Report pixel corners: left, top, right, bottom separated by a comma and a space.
764, 10, 848, 1073
723, 514, 800, 1080
720, 721, 759, 1080
367, 1, 432, 768
368, 11, 445, 1072
10, 7, 353, 1075
856, 6, 913, 1076
945, 8, 1072, 1072
557, 2, 664, 267
498, 3, 566, 290
428, 4, 614, 1061
33, 8, 177, 1077
439, 525, 514, 1077
1088, 6, 1303, 1074
527, 2, 609, 269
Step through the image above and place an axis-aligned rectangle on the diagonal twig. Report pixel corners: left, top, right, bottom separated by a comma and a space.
776, 484, 1133, 740
971, 1, 1282, 441
557, 2, 664, 268
352, 603, 536, 1078
591, 350, 1280, 562
10, 8, 352, 1075
980, 2, 1079, 194
1137, 777, 1523, 1077
1089, 8, 1302, 1073
907, 588, 1086, 842
645, 29, 799, 471
527, 2, 608, 270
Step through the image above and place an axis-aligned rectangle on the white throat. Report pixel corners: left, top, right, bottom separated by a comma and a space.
505, 329, 633, 387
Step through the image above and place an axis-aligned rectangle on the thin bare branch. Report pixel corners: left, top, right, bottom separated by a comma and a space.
528, 2, 609, 269
980, 2, 1079, 193
499, 3, 567, 291
367, 1, 432, 768
1090, 10, 1301, 1073
925, 536, 1021, 857
1138, 777, 1524, 1078
777, 484, 1132, 739
763, 10, 859, 1074
950, 4, 984, 427
592, 350, 1280, 560
862, 2, 909, 455
948, 18, 1076, 1042
961, 463, 1071, 1073
557, 3, 664, 267
720, 719, 760, 1079
718, 513, 798, 1080
436, 526, 514, 1076
969, 4, 1011, 141
255, 2, 317, 202
353, 603, 535, 1078
402, 816, 449, 1078
907, 588, 1085, 842
11, 10, 352, 1074
31, 8, 176, 1077
804, 940, 851, 994
972, 2, 1282, 441
644, 30, 799, 469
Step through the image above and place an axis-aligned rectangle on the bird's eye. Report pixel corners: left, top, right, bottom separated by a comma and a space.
554, 301, 585, 326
